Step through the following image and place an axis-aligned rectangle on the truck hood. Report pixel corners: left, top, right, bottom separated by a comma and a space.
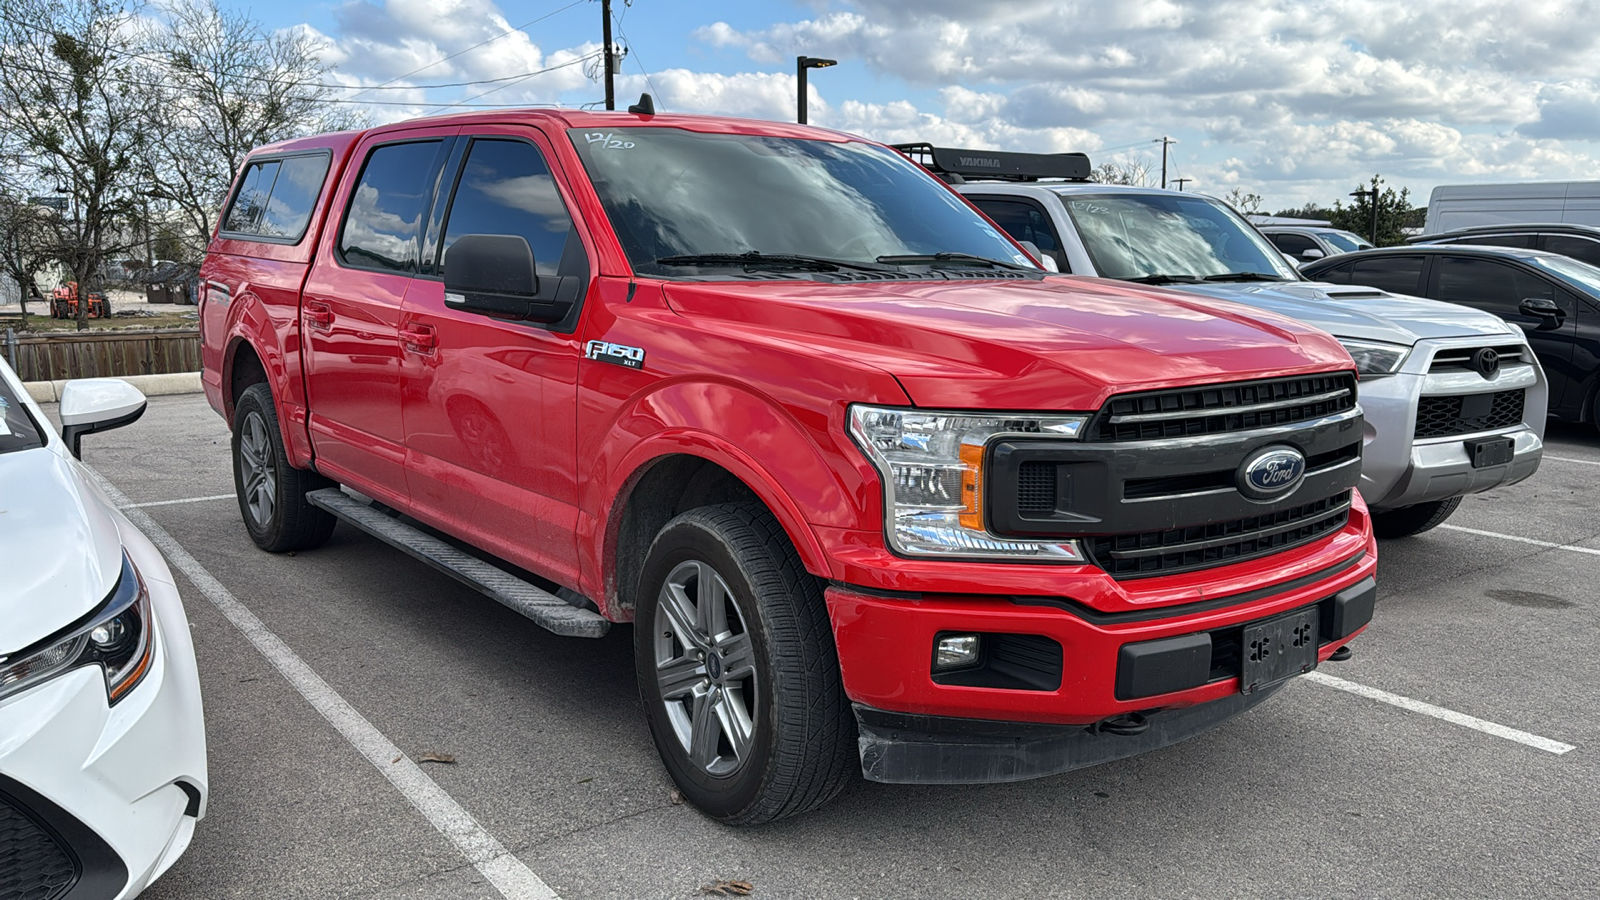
0, 447, 124, 654
1166, 281, 1519, 345
662, 276, 1353, 410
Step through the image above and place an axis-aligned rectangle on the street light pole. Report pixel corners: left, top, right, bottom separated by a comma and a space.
1350, 188, 1379, 245
796, 56, 837, 125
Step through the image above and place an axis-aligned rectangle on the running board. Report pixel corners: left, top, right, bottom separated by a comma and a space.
306, 488, 610, 638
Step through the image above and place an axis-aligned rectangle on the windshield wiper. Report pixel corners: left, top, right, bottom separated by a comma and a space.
1124, 274, 1204, 285
1201, 272, 1290, 282
876, 252, 1031, 271
655, 251, 892, 273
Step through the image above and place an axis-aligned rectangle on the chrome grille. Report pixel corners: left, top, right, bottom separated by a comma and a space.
1428, 344, 1528, 373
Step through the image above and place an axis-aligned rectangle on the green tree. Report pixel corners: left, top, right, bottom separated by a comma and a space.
1329, 175, 1414, 247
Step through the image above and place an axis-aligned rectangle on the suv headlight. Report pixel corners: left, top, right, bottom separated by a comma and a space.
0, 553, 156, 706
848, 405, 1088, 561
1338, 339, 1411, 377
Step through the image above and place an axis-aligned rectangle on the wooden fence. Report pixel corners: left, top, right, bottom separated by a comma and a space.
3, 327, 202, 382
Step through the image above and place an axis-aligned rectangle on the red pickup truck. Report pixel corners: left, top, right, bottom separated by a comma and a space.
200, 104, 1376, 823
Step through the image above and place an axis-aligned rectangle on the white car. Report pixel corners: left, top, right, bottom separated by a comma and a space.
0, 360, 206, 898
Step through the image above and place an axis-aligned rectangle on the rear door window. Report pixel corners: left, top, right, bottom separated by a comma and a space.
1543, 235, 1600, 268
436, 139, 576, 279
338, 141, 444, 273
1348, 255, 1426, 294
221, 154, 330, 241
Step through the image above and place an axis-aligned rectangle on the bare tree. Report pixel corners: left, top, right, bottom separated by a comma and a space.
1091, 159, 1153, 187
0, 0, 146, 330
0, 193, 59, 328
1224, 188, 1264, 215
136, 0, 363, 262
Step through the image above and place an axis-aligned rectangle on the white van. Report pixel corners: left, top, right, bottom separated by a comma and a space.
1425, 181, 1600, 233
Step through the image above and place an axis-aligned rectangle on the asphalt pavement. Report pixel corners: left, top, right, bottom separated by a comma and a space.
53, 394, 1600, 899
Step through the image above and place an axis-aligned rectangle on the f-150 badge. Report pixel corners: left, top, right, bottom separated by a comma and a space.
585, 340, 645, 369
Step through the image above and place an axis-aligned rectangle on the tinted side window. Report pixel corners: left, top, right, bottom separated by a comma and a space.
339, 141, 443, 273
1348, 255, 1425, 294
223, 160, 280, 234
439, 139, 574, 279
1434, 256, 1552, 317
970, 198, 1068, 271
1543, 235, 1600, 268
1268, 233, 1318, 255
1309, 261, 1354, 284
1447, 233, 1535, 249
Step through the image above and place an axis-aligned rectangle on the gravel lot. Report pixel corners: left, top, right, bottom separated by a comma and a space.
45, 394, 1600, 899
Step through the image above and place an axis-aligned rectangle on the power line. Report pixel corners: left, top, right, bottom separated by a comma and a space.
424, 50, 601, 114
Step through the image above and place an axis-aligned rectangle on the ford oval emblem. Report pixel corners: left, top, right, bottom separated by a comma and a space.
1238, 445, 1306, 501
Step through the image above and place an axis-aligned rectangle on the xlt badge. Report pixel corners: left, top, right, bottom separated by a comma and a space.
585, 340, 645, 369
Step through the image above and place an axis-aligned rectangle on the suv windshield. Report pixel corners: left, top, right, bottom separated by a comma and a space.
0, 370, 46, 455
1318, 231, 1370, 253
567, 128, 1034, 278
1057, 192, 1299, 283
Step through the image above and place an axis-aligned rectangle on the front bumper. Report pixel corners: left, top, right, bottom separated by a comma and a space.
0, 525, 206, 900
1357, 341, 1547, 511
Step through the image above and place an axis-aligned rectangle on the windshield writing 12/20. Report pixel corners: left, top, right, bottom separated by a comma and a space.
568, 128, 1032, 277
1061, 192, 1298, 282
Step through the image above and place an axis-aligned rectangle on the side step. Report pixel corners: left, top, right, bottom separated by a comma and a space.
306, 488, 610, 639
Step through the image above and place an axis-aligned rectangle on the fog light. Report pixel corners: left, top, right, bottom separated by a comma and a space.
933, 634, 981, 671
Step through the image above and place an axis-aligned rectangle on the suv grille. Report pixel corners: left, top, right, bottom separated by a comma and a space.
1428, 344, 1527, 373
1, 796, 76, 900
1088, 374, 1357, 442
1085, 492, 1352, 579
1415, 390, 1525, 438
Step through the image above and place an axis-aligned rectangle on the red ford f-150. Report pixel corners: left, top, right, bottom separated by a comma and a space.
199, 102, 1377, 824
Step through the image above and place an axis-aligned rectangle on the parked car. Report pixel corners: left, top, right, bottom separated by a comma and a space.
1423, 180, 1600, 233
201, 103, 1378, 824
1408, 223, 1600, 268
0, 362, 207, 898
1304, 244, 1600, 429
907, 144, 1547, 538
1258, 224, 1374, 265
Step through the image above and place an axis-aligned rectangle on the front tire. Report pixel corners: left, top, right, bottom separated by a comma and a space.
1371, 496, 1462, 538
635, 503, 856, 825
232, 383, 336, 552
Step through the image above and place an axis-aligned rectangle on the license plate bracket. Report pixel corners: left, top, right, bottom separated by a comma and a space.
1239, 606, 1320, 694
1466, 435, 1514, 469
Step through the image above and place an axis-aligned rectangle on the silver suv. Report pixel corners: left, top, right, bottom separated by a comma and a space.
908, 147, 1547, 538
1258, 224, 1374, 265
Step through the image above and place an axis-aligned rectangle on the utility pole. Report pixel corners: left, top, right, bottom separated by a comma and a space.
601, 0, 615, 111
1173, 177, 1193, 192
1153, 136, 1177, 190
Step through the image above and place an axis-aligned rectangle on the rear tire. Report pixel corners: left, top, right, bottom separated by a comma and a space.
634, 502, 856, 825
1371, 497, 1462, 539
232, 383, 336, 552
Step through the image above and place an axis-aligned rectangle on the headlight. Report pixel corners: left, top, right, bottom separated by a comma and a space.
848, 405, 1089, 561
0, 553, 156, 706
1338, 339, 1411, 377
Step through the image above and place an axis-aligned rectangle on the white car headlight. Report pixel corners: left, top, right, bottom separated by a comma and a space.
0, 553, 156, 705
848, 405, 1089, 561
1338, 339, 1411, 377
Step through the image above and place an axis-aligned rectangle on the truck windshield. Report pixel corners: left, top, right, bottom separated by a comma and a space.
1058, 192, 1300, 283
567, 127, 1034, 277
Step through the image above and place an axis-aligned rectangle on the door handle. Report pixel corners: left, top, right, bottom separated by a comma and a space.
400, 324, 437, 350
304, 302, 334, 328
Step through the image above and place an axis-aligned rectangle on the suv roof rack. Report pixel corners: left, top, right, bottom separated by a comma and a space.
892, 143, 1092, 184
1406, 222, 1600, 243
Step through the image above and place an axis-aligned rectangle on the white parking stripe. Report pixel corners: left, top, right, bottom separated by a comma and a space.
121, 493, 236, 509
1305, 672, 1575, 755
89, 469, 562, 900
1544, 454, 1600, 467
1438, 523, 1600, 557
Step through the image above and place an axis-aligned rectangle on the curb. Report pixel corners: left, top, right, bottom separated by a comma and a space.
24, 372, 204, 403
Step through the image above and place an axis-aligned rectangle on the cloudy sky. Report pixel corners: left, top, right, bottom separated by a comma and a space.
241, 0, 1600, 210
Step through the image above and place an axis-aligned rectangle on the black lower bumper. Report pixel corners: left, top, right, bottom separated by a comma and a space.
855, 682, 1286, 785
0, 774, 127, 900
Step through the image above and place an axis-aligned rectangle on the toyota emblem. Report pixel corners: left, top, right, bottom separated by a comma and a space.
1472, 348, 1500, 379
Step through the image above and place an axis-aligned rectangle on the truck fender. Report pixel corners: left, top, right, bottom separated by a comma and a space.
221, 290, 314, 469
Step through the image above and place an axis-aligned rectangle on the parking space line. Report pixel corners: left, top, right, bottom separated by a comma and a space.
1438, 523, 1600, 557
89, 469, 562, 900
120, 493, 236, 509
1305, 672, 1575, 755
1545, 454, 1600, 467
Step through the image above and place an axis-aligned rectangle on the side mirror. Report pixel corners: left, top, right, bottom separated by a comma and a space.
443, 234, 572, 324
1519, 296, 1563, 322
59, 378, 147, 459
1301, 248, 1326, 261
1018, 240, 1060, 272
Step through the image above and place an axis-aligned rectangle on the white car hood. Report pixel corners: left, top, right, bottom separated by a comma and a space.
0, 446, 124, 653
1169, 280, 1519, 345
